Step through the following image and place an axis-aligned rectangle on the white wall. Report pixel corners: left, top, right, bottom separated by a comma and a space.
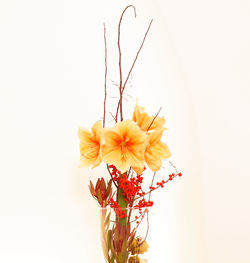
0, 0, 249, 263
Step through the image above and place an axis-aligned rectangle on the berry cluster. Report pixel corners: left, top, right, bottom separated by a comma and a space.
153, 172, 183, 188
108, 165, 121, 181
107, 197, 127, 218
134, 199, 153, 209
107, 165, 182, 219
108, 165, 145, 204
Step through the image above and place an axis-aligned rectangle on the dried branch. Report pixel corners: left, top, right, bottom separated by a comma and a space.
141, 211, 150, 244
116, 19, 153, 121
148, 172, 156, 200
147, 106, 162, 131
115, 102, 120, 123
134, 209, 147, 230
122, 19, 153, 93
139, 172, 156, 244
109, 112, 116, 122
168, 160, 179, 174
133, 173, 179, 201
116, 5, 137, 122
103, 23, 108, 127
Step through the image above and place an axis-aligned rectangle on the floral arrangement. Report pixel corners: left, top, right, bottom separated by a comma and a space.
78, 5, 182, 263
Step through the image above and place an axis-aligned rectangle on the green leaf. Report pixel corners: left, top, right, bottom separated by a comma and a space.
107, 230, 112, 251
97, 188, 102, 205
105, 212, 111, 227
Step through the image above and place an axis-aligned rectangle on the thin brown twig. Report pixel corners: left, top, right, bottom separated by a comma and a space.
109, 112, 116, 122
147, 106, 162, 131
103, 23, 108, 128
134, 172, 156, 246
115, 5, 137, 122
127, 196, 135, 223
139, 172, 156, 244
116, 19, 153, 120
148, 172, 156, 200
134, 172, 176, 248
127, 167, 132, 179
141, 211, 149, 243
134, 209, 147, 230
168, 160, 179, 174
133, 173, 179, 201
129, 207, 145, 223
115, 102, 120, 122
122, 19, 153, 93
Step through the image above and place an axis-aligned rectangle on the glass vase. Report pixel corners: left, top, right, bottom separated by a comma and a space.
99, 207, 151, 263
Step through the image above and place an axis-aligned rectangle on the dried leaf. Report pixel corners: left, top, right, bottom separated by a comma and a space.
106, 179, 112, 199
100, 178, 106, 192
128, 228, 137, 247
89, 180, 95, 196
97, 188, 102, 206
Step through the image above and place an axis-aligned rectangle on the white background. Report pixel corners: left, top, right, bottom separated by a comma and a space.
0, 0, 250, 262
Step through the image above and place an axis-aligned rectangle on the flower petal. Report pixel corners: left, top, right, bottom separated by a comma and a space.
101, 120, 147, 172
78, 122, 102, 168
103, 129, 122, 147
91, 120, 103, 141
145, 157, 162, 171
148, 129, 164, 145
132, 103, 166, 131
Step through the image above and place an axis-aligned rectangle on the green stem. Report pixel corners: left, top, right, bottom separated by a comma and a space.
116, 173, 129, 263
117, 182, 128, 225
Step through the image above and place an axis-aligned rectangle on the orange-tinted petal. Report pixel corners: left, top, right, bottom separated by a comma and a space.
148, 129, 163, 145
91, 120, 103, 142
132, 103, 166, 131
132, 166, 145, 175
78, 122, 102, 168
103, 129, 122, 147
145, 155, 162, 171
101, 120, 148, 173
144, 130, 171, 171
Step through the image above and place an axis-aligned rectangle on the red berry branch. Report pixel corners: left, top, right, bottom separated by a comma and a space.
106, 165, 182, 219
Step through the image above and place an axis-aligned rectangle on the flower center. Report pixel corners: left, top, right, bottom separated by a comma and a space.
120, 141, 127, 152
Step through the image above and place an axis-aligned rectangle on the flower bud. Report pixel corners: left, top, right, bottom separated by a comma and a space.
89, 178, 112, 207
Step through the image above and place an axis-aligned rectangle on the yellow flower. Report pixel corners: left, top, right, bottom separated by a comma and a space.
144, 129, 171, 171
128, 255, 140, 263
132, 103, 165, 131
101, 120, 148, 173
129, 237, 149, 255
78, 121, 103, 168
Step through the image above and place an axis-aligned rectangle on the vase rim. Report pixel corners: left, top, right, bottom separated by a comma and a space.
98, 207, 153, 210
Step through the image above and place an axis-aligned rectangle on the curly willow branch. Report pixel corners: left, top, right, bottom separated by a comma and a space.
116, 5, 137, 122
115, 14, 153, 122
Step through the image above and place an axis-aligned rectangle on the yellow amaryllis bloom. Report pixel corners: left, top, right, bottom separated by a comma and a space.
145, 129, 171, 171
101, 120, 148, 173
78, 121, 103, 168
132, 103, 165, 131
